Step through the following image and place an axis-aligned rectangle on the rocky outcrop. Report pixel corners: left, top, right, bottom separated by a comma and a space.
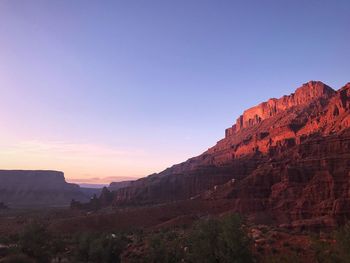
108, 180, 133, 191
111, 81, 350, 228
0, 170, 89, 207
230, 81, 335, 133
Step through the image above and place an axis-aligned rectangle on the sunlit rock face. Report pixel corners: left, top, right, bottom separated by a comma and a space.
111, 81, 350, 228
232, 81, 335, 132
0, 170, 88, 207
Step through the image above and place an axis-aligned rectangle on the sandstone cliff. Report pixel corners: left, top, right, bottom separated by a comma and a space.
0, 170, 89, 207
110, 81, 350, 228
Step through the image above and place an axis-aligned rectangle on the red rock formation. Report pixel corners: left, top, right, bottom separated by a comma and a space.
232, 81, 335, 132
111, 81, 350, 229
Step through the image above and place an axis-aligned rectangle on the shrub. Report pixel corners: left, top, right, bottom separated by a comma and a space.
144, 231, 184, 263
335, 222, 350, 262
310, 232, 344, 263
18, 222, 51, 263
187, 214, 254, 263
217, 214, 253, 263
187, 218, 220, 263
74, 232, 128, 263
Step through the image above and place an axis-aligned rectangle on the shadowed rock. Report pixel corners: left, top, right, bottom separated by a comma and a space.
0, 170, 89, 207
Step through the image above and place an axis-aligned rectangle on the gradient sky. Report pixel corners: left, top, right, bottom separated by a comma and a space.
0, 0, 349, 184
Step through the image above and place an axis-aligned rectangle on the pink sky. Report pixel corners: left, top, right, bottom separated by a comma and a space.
0, 139, 193, 184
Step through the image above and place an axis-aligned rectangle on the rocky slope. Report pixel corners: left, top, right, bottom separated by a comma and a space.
110, 81, 350, 228
0, 170, 89, 207
109, 180, 133, 191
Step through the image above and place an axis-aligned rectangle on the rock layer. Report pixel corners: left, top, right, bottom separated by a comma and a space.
111, 81, 350, 228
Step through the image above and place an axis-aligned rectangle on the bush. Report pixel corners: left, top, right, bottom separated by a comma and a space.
74, 232, 128, 263
310, 223, 350, 263
311, 236, 338, 263
187, 214, 254, 263
144, 230, 184, 263
18, 222, 51, 263
142, 214, 254, 263
187, 218, 220, 263
335, 222, 350, 262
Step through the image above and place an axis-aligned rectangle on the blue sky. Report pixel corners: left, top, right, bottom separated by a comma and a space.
0, 0, 349, 183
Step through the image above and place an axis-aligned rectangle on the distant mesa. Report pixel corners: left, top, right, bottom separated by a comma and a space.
0, 170, 90, 208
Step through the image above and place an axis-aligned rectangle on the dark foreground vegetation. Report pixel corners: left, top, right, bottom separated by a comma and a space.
0, 213, 251, 263
1, 210, 350, 263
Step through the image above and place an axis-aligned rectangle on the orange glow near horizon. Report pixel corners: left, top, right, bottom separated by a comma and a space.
0, 139, 184, 184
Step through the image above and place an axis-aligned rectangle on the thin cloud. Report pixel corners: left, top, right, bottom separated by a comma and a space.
68, 176, 138, 184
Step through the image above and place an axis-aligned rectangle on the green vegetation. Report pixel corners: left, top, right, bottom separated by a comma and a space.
0, 222, 128, 263
334, 222, 350, 262
18, 222, 52, 263
310, 222, 350, 263
142, 214, 254, 263
0, 213, 255, 262
187, 214, 254, 263
7, 212, 350, 262
74, 232, 128, 263
144, 231, 184, 263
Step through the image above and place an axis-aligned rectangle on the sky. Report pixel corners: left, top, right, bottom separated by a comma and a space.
0, 0, 349, 184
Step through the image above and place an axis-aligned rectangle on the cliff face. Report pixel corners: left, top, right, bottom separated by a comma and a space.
111, 81, 350, 227
227, 81, 335, 135
0, 170, 89, 207
108, 181, 133, 191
